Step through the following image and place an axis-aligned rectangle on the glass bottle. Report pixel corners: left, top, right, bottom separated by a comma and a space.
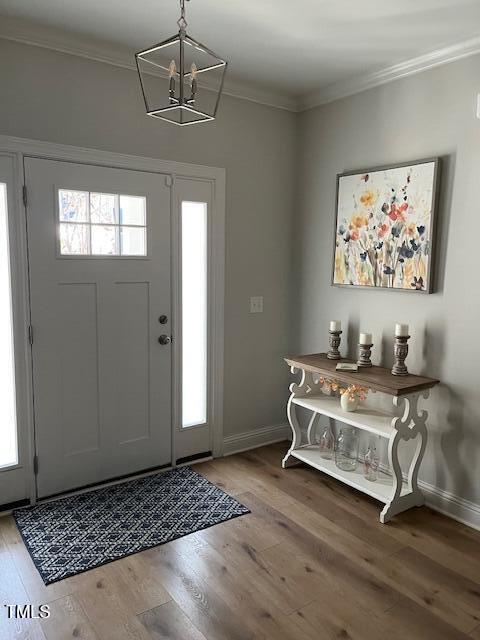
364, 444, 379, 482
316, 423, 334, 460
334, 426, 359, 472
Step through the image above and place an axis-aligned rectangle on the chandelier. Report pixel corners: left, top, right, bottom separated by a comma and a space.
135, 0, 228, 126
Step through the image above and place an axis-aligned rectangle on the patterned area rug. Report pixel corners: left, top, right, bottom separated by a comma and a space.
13, 466, 249, 585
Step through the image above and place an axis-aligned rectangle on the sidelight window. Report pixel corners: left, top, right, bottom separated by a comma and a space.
181, 201, 208, 428
0, 183, 18, 469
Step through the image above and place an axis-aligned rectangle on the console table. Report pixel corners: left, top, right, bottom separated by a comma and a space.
282, 353, 439, 523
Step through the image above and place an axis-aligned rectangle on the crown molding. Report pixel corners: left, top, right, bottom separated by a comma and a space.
0, 16, 298, 112
2, 15, 480, 114
298, 35, 480, 111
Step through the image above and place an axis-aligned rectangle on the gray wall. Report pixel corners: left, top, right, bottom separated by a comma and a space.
2, 36, 479, 508
0, 39, 296, 439
296, 54, 480, 505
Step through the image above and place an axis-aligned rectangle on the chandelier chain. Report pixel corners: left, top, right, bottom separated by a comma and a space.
177, 0, 190, 30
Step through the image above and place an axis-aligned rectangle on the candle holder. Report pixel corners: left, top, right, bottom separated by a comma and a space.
357, 343, 373, 368
327, 330, 342, 360
392, 335, 410, 376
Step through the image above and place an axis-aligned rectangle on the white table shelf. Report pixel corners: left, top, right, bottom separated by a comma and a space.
291, 446, 408, 504
292, 395, 394, 439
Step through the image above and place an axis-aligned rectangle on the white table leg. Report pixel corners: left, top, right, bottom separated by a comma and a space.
306, 413, 321, 445
282, 366, 319, 468
282, 395, 303, 468
380, 390, 429, 523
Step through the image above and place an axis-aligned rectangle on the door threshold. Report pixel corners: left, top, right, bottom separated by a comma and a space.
35, 463, 173, 505
176, 451, 212, 466
0, 498, 30, 518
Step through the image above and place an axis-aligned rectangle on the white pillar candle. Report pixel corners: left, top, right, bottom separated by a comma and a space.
395, 323, 409, 337
329, 320, 341, 332
359, 332, 372, 345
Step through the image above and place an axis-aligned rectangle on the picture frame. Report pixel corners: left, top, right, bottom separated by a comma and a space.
332, 157, 441, 294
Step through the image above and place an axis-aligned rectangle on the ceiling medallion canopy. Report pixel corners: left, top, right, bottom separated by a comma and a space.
135, 0, 228, 126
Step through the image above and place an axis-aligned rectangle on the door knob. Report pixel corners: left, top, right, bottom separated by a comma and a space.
158, 334, 171, 345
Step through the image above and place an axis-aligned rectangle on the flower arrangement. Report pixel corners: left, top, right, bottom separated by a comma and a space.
319, 377, 368, 399
319, 377, 369, 412
318, 377, 340, 394
339, 384, 369, 402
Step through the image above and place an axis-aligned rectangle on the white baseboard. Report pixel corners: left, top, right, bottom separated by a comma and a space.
368, 460, 480, 531
392, 461, 480, 531
419, 479, 480, 532
223, 423, 290, 457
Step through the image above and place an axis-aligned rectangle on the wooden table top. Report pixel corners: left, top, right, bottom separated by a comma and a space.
284, 353, 440, 397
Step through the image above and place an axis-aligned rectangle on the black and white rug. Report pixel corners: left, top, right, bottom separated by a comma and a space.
13, 466, 249, 585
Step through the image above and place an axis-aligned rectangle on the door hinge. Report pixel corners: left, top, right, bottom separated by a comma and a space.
28, 325, 33, 345
165, 175, 173, 187
22, 185, 28, 207
33, 454, 39, 475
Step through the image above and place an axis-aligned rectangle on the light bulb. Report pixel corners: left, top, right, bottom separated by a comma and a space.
190, 62, 198, 101
168, 59, 176, 101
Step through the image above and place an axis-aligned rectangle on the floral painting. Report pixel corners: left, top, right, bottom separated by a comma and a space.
333, 159, 439, 293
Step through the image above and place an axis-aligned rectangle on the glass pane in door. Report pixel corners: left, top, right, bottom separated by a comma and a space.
0, 183, 18, 468
182, 201, 207, 428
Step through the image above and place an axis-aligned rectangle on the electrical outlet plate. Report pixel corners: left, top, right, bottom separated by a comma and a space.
250, 296, 263, 313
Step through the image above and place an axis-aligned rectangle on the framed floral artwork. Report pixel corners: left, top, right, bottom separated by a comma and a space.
332, 158, 440, 293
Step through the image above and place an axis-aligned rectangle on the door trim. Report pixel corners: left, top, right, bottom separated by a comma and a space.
0, 134, 225, 506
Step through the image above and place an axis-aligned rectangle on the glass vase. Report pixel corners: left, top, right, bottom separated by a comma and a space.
335, 426, 359, 472
364, 444, 379, 482
316, 423, 334, 460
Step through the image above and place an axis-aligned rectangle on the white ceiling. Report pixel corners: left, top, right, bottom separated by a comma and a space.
1, 0, 480, 108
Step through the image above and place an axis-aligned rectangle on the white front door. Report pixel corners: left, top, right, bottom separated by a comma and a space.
25, 158, 172, 498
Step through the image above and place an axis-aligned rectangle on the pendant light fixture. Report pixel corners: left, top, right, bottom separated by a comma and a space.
135, 0, 228, 126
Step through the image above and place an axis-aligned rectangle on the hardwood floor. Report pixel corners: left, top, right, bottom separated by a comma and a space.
1, 441, 480, 640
